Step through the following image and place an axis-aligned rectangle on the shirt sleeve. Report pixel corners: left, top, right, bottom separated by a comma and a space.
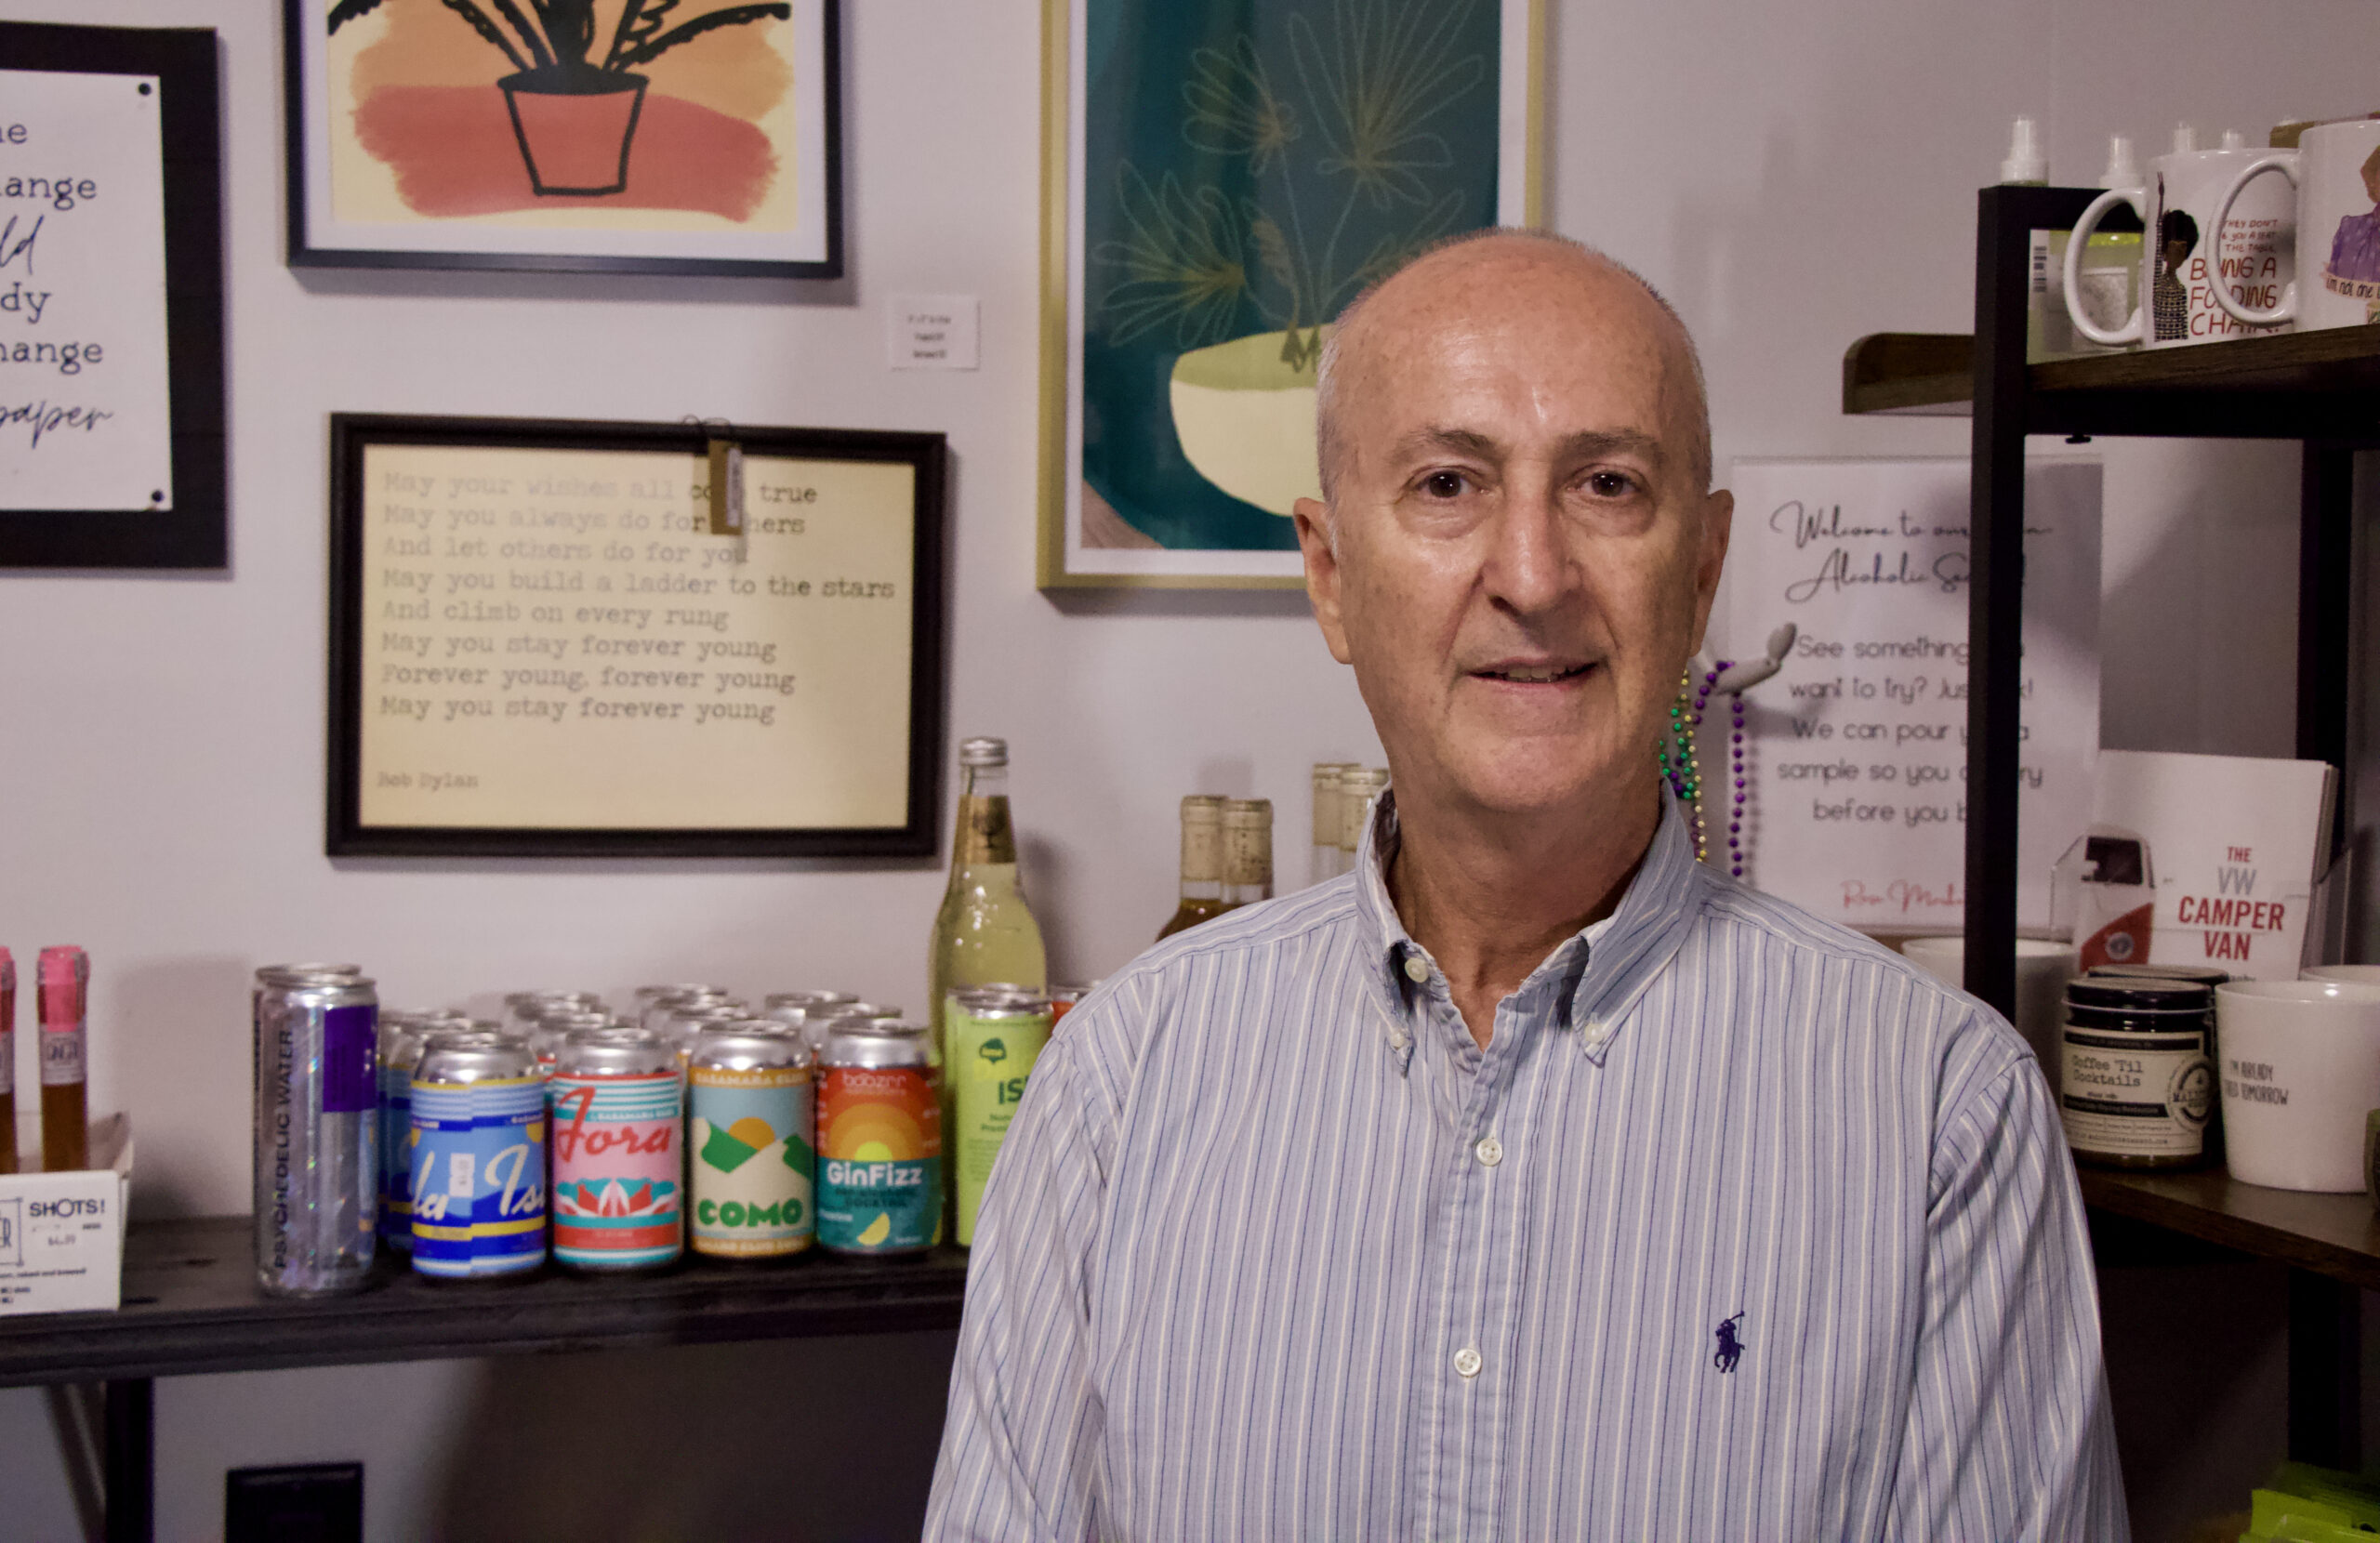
1890, 1036, 2131, 1542
923, 1035, 1111, 1542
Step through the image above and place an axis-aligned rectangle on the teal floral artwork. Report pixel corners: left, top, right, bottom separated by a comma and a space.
1078, 0, 1502, 555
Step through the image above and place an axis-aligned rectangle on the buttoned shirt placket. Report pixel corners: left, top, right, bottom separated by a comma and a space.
1378, 895, 1611, 1542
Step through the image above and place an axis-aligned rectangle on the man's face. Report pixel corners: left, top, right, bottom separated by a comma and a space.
1294, 248, 1730, 831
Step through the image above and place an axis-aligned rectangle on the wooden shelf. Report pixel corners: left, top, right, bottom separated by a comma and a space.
1840, 332, 1973, 416
2081, 1167, 2380, 1293
1844, 326, 2380, 436
0, 1216, 968, 1389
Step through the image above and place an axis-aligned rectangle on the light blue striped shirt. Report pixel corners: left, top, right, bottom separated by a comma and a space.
927, 793, 2128, 1541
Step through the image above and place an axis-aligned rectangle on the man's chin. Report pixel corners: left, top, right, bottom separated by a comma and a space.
1439, 758, 1647, 828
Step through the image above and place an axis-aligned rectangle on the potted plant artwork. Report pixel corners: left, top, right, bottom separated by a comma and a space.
326, 0, 792, 196
1077, 0, 1499, 552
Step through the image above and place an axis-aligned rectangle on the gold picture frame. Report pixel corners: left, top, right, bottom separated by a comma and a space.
1037, 0, 1545, 590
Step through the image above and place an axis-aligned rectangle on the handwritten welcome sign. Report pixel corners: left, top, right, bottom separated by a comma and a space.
0, 68, 170, 513
1721, 459, 2101, 932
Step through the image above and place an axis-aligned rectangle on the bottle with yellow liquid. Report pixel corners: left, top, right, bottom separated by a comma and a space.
928, 736, 1048, 1074
1157, 795, 1228, 941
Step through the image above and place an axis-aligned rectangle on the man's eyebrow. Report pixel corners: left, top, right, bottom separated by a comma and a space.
1384, 426, 1672, 470
1553, 429, 1668, 469
1388, 426, 1503, 464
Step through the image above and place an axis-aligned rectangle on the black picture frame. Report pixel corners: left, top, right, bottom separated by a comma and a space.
326, 413, 946, 858
0, 22, 226, 570
283, 0, 844, 280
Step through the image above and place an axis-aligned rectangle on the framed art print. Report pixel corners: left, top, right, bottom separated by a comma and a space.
0, 21, 225, 569
285, 0, 842, 277
1038, 0, 1544, 589
326, 414, 945, 857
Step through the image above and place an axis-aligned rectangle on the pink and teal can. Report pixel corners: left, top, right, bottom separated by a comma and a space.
549, 1027, 684, 1272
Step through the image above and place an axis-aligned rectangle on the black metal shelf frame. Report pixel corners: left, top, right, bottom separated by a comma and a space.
1960, 185, 2373, 1472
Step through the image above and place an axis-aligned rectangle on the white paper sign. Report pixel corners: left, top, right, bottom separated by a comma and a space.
2088, 750, 2331, 980
1723, 458, 2102, 932
887, 293, 979, 371
0, 69, 172, 512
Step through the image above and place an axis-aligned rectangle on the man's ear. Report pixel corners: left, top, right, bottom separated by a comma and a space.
1686, 487, 1732, 653
1294, 497, 1354, 665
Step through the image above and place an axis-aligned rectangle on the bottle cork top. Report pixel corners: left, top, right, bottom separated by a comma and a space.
1223, 798, 1274, 886
1180, 795, 1224, 882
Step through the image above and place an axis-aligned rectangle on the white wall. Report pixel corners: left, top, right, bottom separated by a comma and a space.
1, 0, 2370, 1537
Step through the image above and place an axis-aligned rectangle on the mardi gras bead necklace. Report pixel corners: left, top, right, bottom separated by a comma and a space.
1659, 662, 1752, 878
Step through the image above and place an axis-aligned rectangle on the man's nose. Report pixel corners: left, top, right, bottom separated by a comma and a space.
1480, 479, 1575, 615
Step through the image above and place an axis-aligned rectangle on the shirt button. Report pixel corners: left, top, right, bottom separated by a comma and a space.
1403, 956, 1429, 983
1453, 1346, 1482, 1379
1474, 1136, 1503, 1167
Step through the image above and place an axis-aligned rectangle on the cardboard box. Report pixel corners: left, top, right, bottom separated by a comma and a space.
0, 1113, 132, 1315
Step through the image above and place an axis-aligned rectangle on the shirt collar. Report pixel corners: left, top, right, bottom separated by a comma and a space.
1352, 784, 1705, 1066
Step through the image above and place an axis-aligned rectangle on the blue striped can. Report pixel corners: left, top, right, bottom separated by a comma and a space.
409, 1032, 547, 1280
376, 1015, 430, 1252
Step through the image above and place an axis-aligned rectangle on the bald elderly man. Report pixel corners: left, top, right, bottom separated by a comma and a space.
926, 231, 2126, 1541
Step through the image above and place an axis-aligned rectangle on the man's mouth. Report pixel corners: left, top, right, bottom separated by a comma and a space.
1474, 661, 1593, 684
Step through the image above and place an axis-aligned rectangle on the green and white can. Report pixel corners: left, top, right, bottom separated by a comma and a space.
947, 988, 1054, 1246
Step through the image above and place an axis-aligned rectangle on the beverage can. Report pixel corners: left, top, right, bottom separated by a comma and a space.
948, 990, 1053, 1246
409, 1032, 546, 1280
377, 1016, 430, 1251
549, 1027, 684, 1272
816, 1021, 941, 1256
640, 986, 733, 1038
799, 1000, 901, 1065
1047, 983, 1097, 1027
665, 1001, 748, 1068
503, 991, 603, 1037
689, 1023, 815, 1260
762, 989, 857, 1030
253, 965, 379, 1297
527, 1009, 613, 1076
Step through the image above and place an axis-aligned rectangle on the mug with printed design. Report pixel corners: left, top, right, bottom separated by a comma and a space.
2215, 978, 2380, 1193
2066, 143, 2297, 348
2214, 119, 2380, 331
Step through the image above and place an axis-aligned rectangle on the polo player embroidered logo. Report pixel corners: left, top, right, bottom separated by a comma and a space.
1712, 1312, 1746, 1374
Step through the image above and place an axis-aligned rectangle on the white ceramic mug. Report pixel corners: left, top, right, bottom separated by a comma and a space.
1902, 937, 2077, 1094
2067, 144, 2297, 347
2304, 963, 2380, 986
2214, 978, 2380, 1191
2215, 120, 2380, 331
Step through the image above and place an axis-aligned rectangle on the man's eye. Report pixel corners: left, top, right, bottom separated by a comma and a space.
1585, 469, 1638, 497
1420, 470, 1467, 498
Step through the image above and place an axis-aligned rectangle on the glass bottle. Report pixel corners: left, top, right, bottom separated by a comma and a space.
0, 950, 15, 1175
927, 737, 1049, 1072
1157, 795, 1228, 941
1338, 768, 1390, 875
37, 945, 87, 1174
1222, 798, 1275, 911
1310, 766, 1344, 887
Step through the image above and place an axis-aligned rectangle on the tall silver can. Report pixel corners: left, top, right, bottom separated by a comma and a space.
253, 965, 380, 1296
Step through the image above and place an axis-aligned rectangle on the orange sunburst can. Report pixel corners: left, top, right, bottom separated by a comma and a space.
816, 1021, 941, 1257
